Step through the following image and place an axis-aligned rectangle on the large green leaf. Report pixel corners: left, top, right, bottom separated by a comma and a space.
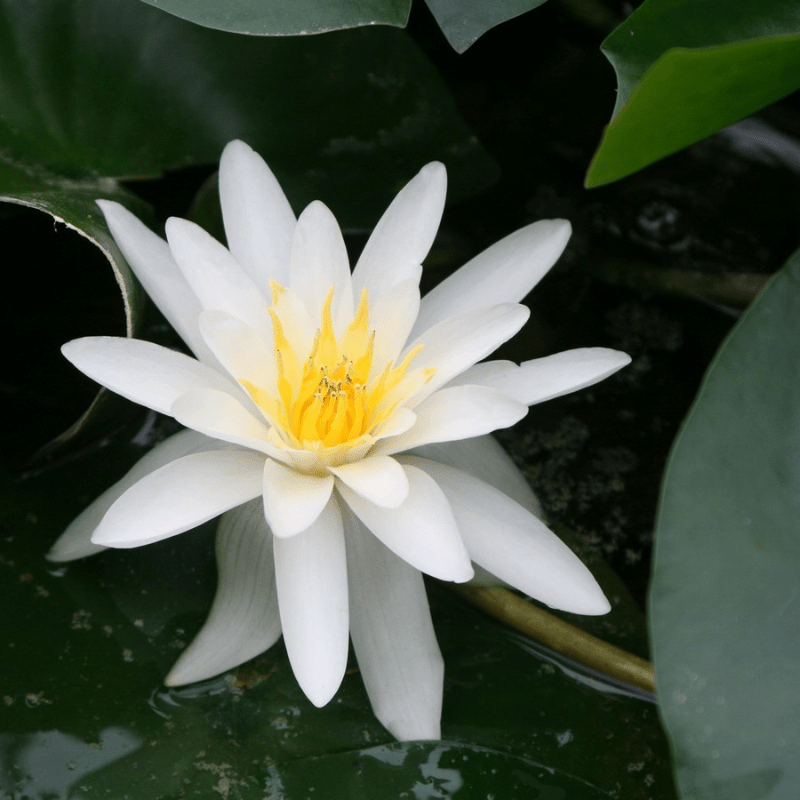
424, 0, 549, 52
0, 160, 147, 338
0, 0, 495, 225
0, 158, 155, 457
135, 0, 549, 52
585, 0, 800, 187
649, 247, 800, 798
1, 421, 675, 799
135, 0, 411, 35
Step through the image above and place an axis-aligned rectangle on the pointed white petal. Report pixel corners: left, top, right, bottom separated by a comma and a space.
338, 463, 472, 582
62, 337, 239, 416
372, 407, 417, 440
404, 303, 530, 408
413, 219, 571, 338
343, 508, 443, 740
407, 456, 610, 615
92, 450, 265, 548
411, 435, 543, 518
352, 162, 446, 304
330, 456, 409, 508
219, 140, 296, 292
449, 348, 631, 406
166, 217, 271, 342
166, 500, 282, 685
172, 389, 281, 456
289, 200, 353, 329
513, 348, 633, 405
398, 437, 538, 592
96, 200, 212, 362
262, 459, 334, 538
371, 385, 527, 457
368, 279, 421, 378
48, 429, 216, 562
274, 498, 348, 707
198, 310, 276, 394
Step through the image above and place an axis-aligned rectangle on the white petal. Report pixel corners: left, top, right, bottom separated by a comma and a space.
343, 508, 443, 740
352, 162, 446, 305
449, 348, 632, 406
166, 217, 271, 342
289, 201, 353, 330
368, 279, 421, 379
262, 459, 334, 538
411, 435, 543, 518
371, 385, 527, 457
338, 463, 473, 582
330, 456, 409, 508
413, 219, 571, 338
274, 498, 348, 707
172, 389, 280, 456
373, 407, 417, 440
48, 429, 216, 562
62, 337, 239, 416
407, 456, 610, 615
198, 310, 276, 394
404, 303, 530, 408
219, 140, 296, 292
92, 450, 265, 548
96, 200, 212, 362
165, 500, 281, 685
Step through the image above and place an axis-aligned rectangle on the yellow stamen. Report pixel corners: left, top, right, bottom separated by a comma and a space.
269, 280, 286, 305
317, 288, 338, 367
241, 283, 435, 454
299, 393, 324, 441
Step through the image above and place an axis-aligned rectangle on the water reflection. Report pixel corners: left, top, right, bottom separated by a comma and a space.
346, 741, 577, 800
507, 630, 657, 704
414, 744, 464, 799
0, 727, 142, 799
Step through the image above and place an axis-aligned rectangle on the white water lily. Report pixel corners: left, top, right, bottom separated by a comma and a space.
50, 140, 630, 741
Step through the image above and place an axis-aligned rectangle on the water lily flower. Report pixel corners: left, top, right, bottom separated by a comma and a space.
49, 140, 630, 741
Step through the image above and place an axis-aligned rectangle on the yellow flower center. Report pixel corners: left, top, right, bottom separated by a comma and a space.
241, 283, 433, 453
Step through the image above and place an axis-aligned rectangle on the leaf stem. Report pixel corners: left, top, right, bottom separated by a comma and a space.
451, 584, 656, 694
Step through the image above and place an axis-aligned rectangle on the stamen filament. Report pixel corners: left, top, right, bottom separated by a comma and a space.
241, 284, 435, 455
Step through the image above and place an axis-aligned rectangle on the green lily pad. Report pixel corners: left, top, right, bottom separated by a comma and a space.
0, 0, 496, 225
136, 0, 411, 35
1, 419, 676, 799
586, 0, 800, 187
267, 742, 612, 798
0, 158, 155, 457
134, 0, 547, 52
649, 246, 800, 797
424, 0, 549, 53
0, 160, 147, 338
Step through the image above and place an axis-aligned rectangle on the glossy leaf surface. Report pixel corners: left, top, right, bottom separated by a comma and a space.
134, 0, 548, 50
650, 247, 800, 798
136, 0, 411, 35
586, 0, 800, 187
0, 160, 147, 338
425, 0, 549, 52
0, 0, 495, 226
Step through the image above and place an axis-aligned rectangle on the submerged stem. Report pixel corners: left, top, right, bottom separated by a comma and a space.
452, 584, 656, 694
